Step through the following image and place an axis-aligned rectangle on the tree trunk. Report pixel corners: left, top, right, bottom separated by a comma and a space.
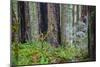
29, 2, 39, 41
11, 0, 19, 42
18, 1, 31, 43
61, 4, 73, 45
39, 3, 48, 35
88, 6, 96, 61
47, 3, 60, 47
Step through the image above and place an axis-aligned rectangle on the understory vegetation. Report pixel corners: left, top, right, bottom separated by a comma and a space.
12, 40, 89, 65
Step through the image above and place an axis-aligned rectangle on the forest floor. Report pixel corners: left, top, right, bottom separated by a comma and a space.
12, 40, 89, 65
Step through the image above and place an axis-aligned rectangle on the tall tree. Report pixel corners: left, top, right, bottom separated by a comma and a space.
88, 6, 96, 61
61, 4, 73, 45
73, 5, 78, 46
11, 0, 19, 42
29, 2, 39, 41
47, 3, 60, 47
18, 1, 31, 43
39, 3, 48, 35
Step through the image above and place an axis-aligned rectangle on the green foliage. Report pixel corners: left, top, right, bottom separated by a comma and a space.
12, 41, 89, 65
39, 54, 49, 64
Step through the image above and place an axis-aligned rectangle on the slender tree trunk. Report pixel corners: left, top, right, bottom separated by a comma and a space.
73, 5, 78, 46
76, 5, 82, 21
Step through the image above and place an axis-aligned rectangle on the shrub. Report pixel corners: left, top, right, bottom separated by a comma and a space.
12, 41, 89, 65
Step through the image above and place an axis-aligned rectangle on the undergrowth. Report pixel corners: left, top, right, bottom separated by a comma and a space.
11, 40, 89, 65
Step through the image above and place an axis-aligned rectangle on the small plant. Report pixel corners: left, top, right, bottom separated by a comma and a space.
12, 41, 89, 65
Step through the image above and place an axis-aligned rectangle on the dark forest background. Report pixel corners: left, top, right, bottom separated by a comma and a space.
11, 0, 96, 66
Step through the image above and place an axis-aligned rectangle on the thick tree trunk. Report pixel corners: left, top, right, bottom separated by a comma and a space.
61, 4, 68, 45
29, 2, 39, 41
47, 3, 60, 47
88, 6, 96, 61
39, 3, 48, 34
24, 2, 31, 42
11, 0, 19, 42
18, 1, 30, 43
61, 4, 73, 45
